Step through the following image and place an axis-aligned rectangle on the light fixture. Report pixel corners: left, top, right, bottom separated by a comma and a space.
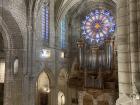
136, 94, 140, 100
42, 87, 50, 93
60, 51, 64, 58
40, 49, 51, 58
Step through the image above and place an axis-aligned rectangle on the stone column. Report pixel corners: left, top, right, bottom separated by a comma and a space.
137, 2, 140, 105
50, 87, 56, 105
116, 0, 132, 105
3, 50, 13, 105
22, 24, 32, 105
129, 0, 140, 105
4, 49, 23, 105
78, 91, 84, 105
138, 0, 140, 74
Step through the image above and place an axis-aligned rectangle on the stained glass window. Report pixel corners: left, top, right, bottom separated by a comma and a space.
42, 5, 49, 43
60, 16, 67, 49
81, 9, 116, 45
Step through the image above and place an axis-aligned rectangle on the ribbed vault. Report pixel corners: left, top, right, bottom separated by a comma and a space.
0, 7, 23, 49
55, 0, 117, 27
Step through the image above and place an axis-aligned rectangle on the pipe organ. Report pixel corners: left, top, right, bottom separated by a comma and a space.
77, 39, 114, 72
68, 38, 117, 93
68, 8, 117, 99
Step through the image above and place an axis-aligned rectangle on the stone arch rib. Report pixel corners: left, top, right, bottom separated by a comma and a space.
0, 7, 23, 49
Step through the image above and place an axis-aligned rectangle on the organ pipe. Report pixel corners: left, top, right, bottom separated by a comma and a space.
91, 46, 99, 71
110, 39, 115, 70
77, 39, 84, 69
105, 39, 114, 70
77, 38, 115, 71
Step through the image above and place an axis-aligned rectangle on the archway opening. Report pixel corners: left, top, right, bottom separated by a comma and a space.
57, 69, 67, 105
0, 32, 5, 105
36, 71, 50, 105
58, 91, 65, 105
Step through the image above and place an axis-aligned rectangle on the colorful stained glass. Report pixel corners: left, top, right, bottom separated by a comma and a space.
81, 9, 116, 45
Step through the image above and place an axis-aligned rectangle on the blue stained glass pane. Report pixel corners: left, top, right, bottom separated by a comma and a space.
109, 16, 113, 21
86, 16, 90, 20
82, 31, 86, 35
60, 16, 67, 48
42, 5, 49, 42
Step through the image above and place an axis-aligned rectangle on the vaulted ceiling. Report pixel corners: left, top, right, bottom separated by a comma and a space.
55, 0, 117, 27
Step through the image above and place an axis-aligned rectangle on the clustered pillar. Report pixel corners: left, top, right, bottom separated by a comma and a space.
116, 0, 140, 105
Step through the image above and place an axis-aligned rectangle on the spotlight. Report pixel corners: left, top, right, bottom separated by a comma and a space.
40, 49, 51, 58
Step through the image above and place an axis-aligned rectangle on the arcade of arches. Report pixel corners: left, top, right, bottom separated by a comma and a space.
0, 0, 140, 105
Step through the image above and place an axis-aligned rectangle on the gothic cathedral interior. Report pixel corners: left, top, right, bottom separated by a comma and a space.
0, 0, 140, 105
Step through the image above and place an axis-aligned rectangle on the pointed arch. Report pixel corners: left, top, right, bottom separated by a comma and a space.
33, 0, 50, 44
0, 7, 23, 49
58, 91, 65, 105
37, 71, 50, 92
0, 7, 23, 105
36, 67, 55, 89
35, 68, 55, 105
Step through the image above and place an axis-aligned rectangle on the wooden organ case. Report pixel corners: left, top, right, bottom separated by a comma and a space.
68, 38, 118, 97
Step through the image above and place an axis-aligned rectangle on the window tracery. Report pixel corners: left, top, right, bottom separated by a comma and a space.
60, 16, 67, 49
81, 9, 116, 45
42, 4, 49, 43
